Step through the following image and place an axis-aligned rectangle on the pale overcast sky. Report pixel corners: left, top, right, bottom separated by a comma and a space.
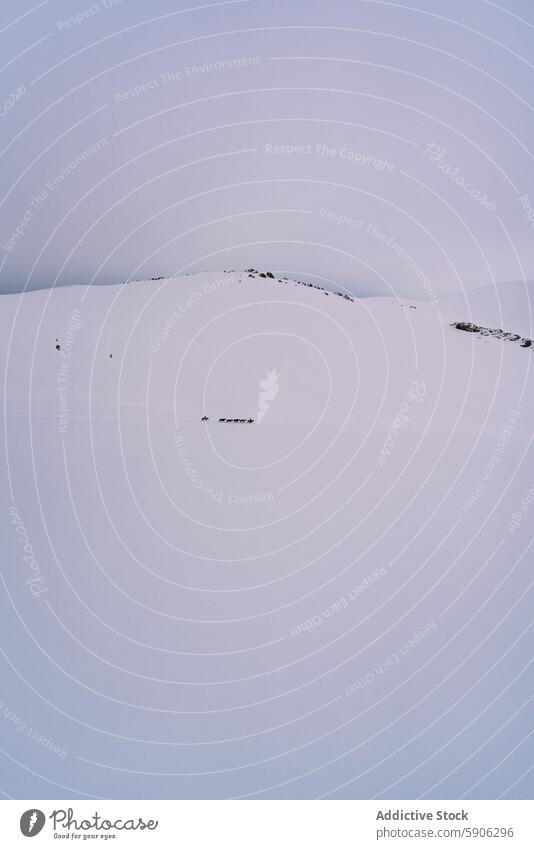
1, 0, 533, 296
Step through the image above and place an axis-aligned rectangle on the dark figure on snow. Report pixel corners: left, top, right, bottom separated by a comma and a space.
201, 416, 209, 421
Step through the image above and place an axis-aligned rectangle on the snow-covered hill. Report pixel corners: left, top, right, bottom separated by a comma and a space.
1, 271, 533, 799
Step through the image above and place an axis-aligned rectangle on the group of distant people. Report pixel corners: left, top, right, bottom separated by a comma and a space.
201, 416, 254, 423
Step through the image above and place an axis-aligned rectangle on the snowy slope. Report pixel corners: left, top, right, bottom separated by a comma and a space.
440, 281, 534, 340
1, 271, 533, 800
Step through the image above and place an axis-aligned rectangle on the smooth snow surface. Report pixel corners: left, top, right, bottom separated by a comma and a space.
1, 271, 533, 798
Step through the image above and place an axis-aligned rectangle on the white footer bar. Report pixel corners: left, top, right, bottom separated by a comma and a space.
0, 800, 532, 848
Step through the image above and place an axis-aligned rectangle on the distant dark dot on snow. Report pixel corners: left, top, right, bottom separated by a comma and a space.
56, 344, 60, 351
